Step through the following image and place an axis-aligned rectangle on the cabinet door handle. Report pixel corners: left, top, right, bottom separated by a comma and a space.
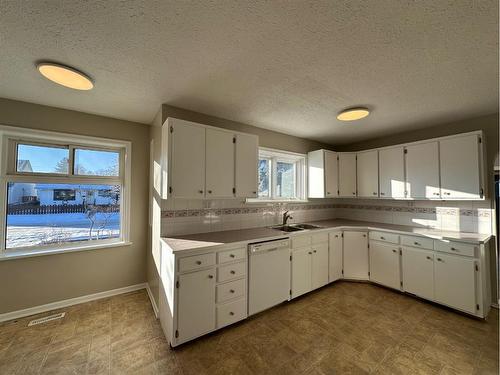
230, 270, 236, 274
230, 289, 235, 293
363, 234, 367, 237
392, 249, 397, 253
308, 252, 312, 255
426, 256, 432, 260
352, 192, 356, 195
380, 192, 385, 195
414, 242, 420, 246
380, 236, 385, 240
208, 275, 213, 279
437, 258, 443, 262
313, 250, 317, 253
230, 254, 235, 258
208, 190, 212, 194
252, 191, 257, 194
196, 261, 202, 265
198, 190, 203, 194
373, 192, 377, 195
444, 192, 451, 195
229, 312, 235, 316
450, 247, 457, 251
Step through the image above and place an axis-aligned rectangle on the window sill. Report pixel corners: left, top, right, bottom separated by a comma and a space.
0, 241, 132, 262
245, 199, 309, 204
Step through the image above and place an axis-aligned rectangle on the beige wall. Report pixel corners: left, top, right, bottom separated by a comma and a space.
0, 98, 150, 314
161, 104, 333, 154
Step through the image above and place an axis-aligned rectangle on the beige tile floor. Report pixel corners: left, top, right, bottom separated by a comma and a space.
0, 282, 498, 374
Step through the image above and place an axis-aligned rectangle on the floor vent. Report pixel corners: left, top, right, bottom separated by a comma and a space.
28, 312, 65, 327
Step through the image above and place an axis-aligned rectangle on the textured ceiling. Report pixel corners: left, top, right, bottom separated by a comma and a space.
0, 1, 498, 144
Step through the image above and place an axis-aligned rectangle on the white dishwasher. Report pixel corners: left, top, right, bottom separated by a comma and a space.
248, 238, 291, 316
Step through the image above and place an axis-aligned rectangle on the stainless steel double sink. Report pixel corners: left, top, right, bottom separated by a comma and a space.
270, 223, 322, 232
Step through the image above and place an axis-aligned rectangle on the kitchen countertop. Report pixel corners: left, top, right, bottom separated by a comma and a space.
161, 219, 493, 253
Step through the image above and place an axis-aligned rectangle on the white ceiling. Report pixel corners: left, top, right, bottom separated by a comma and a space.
0, 1, 498, 145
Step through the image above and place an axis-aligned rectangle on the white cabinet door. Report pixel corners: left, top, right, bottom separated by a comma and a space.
170, 121, 206, 198
343, 231, 369, 280
434, 254, 476, 314
176, 269, 216, 343
338, 153, 357, 197
401, 247, 434, 300
369, 241, 401, 290
324, 151, 338, 197
440, 134, 482, 199
205, 128, 235, 198
379, 146, 405, 199
357, 150, 379, 198
311, 243, 329, 290
405, 142, 440, 199
329, 231, 343, 282
291, 247, 312, 298
235, 133, 258, 198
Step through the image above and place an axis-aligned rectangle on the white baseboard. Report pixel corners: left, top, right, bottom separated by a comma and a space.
0, 283, 147, 323
146, 283, 159, 318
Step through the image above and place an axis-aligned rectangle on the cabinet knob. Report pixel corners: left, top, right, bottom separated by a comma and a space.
380, 236, 385, 240
229, 312, 235, 316
230, 270, 236, 274
437, 258, 443, 262
230, 254, 235, 258
363, 234, 366, 237
198, 190, 203, 194
253, 191, 257, 194
230, 289, 235, 293
334, 235, 338, 238
433, 192, 439, 196
392, 249, 397, 253
444, 192, 451, 195
380, 192, 385, 196
208, 190, 212, 194
196, 260, 202, 265
327, 192, 331, 195
373, 192, 377, 195
426, 256, 432, 260
313, 250, 317, 253
414, 242, 420, 246
208, 275, 213, 279
352, 192, 356, 195
450, 247, 457, 251
308, 252, 312, 255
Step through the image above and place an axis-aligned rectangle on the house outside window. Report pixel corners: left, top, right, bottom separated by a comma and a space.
0, 126, 131, 256
255, 148, 306, 201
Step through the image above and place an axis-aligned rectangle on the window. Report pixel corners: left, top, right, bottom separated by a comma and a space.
255, 148, 306, 201
0, 128, 130, 256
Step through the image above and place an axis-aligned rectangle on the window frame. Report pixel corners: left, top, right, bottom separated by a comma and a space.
0, 125, 131, 258
251, 147, 307, 202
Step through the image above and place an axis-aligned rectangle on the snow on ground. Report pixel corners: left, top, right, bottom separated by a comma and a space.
6, 213, 119, 248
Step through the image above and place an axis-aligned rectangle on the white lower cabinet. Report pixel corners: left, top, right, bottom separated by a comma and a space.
343, 231, 369, 280
176, 268, 216, 343
291, 247, 312, 299
401, 247, 435, 300
434, 254, 477, 314
369, 241, 401, 290
291, 236, 329, 298
329, 231, 343, 282
311, 243, 329, 289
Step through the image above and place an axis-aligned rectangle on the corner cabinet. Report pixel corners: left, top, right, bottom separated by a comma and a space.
307, 149, 338, 198
163, 118, 259, 199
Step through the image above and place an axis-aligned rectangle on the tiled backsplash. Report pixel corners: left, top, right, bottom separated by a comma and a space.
161, 198, 494, 237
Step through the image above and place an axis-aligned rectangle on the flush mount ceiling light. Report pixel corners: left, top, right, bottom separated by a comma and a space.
37, 62, 94, 90
337, 107, 370, 121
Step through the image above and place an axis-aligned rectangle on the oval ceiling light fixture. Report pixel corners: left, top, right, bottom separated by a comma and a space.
37, 62, 94, 90
337, 107, 370, 121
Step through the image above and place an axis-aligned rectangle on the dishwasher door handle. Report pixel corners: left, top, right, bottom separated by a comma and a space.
251, 246, 281, 254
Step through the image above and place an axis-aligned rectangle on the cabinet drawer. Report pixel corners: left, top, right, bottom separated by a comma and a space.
311, 232, 329, 244
434, 240, 477, 257
218, 247, 246, 264
178, 253, 216, 273
401, 235, 433, 250
292, 235, 311, 249
217, 298, 246, 328
217, 262, 246, 282
369, 231, 399, 244
216, 279, 246, 303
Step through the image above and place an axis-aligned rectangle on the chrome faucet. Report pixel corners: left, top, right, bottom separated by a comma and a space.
282, 210, 293, 225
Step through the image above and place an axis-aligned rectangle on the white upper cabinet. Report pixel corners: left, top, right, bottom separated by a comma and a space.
166, 118, 259, 199
405, 141, 440, 199
338, 153, 357, 197
205, 128, 235, 198
235, 133, 258, 198
308, 150, 338, 198
379, 146, 405, 199
356, 150, 379, 198
169, 120, 206, 198
439, 134, 483, 199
